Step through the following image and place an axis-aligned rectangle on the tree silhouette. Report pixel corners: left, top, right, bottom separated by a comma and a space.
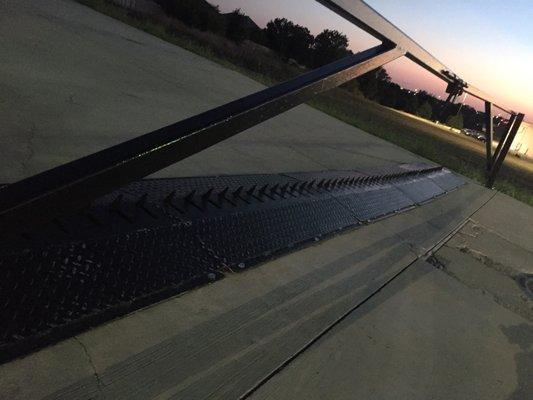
312, 29, 349, 67
156, 0, 224, 33
417, 102, 433, 119
357, 67, 390, 101
378, 82, 400, 107
155, 2, 484, 131
397, 93, 419, 113
225, 9, 248, 44
447, 113, 464, 129
265, 18, 314, 66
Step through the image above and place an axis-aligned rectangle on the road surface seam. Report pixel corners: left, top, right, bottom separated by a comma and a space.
239, 189, 497, 399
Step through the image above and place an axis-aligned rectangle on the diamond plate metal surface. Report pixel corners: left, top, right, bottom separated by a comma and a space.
0, 223, 220, 359
333, 184, 414, 221
0, 163, 464, 362
428, 169, 466, 192
394, 177, 445, 204
197, 197, 356, 267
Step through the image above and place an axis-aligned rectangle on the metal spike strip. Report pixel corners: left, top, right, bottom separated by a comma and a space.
184, 190, 206, 212
136, 194, 158, 218
218, 188, 237, 206
164, 190, 184, 214
109, 195, 133, 222
0, 165, 463, 364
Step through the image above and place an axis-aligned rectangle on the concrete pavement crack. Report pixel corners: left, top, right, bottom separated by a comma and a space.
74, 336, 104, 394
469, 220, 533, 255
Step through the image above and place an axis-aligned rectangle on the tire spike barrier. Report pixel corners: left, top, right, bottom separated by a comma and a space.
233, 186, 250, 204
110, 195, 133, 222
233, 186, 243, 197
0, 163, 464, 363
218, 188, 237, 206
165, 190, 184, 214
137, 194, 158, 218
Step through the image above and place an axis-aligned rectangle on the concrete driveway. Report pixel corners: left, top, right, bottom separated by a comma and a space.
0, 1, 531, 399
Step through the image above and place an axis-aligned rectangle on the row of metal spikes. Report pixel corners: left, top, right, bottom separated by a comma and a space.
110, 167, 442, 217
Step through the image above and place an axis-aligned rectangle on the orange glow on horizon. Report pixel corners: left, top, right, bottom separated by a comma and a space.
215, 0, 532, 122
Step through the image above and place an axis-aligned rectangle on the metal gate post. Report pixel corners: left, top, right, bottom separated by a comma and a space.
487, 113, 524, 187
492, 113, 516, 165
484, 101, 493, 186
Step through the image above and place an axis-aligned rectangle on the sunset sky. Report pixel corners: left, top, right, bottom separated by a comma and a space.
214, 0, 532, 121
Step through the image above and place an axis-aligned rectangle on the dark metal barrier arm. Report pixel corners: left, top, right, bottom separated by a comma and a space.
0, 44, 404, 236
0, 0, 526, 235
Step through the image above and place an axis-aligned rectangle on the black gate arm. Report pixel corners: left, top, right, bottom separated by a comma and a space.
0, 0, 525, 237
0, 44, 403, 236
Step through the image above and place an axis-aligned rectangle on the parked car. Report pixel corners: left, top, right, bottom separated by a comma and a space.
461, 128, 486, 142
461, 128, 476, 137
475, 133, 486, 142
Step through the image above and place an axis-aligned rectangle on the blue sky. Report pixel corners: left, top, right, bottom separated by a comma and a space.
214, 0, 532, 119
